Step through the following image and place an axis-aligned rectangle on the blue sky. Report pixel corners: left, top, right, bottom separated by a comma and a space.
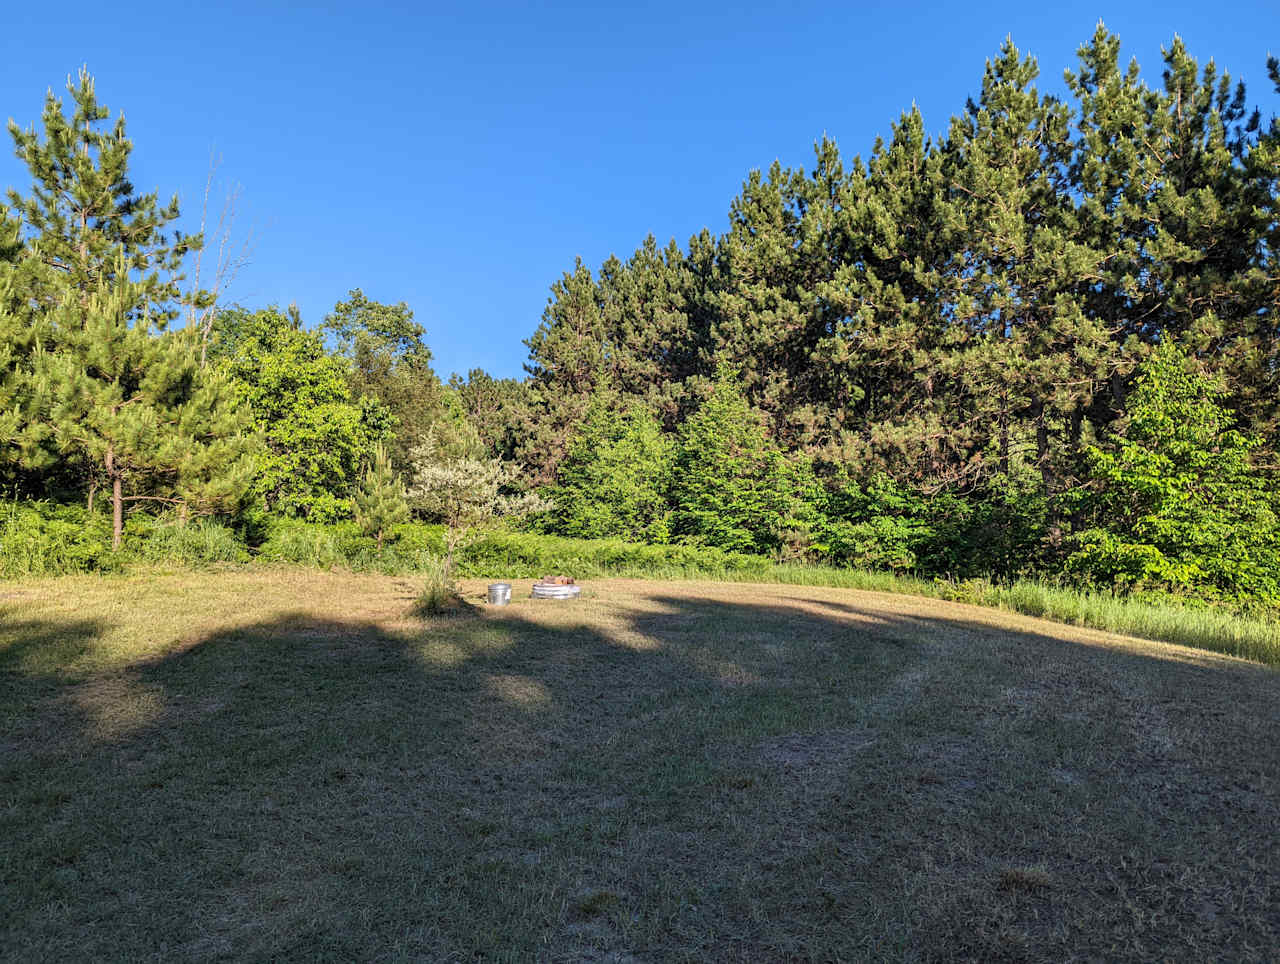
3, 1, 1277, 378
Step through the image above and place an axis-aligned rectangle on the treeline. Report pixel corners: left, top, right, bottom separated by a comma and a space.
4, 26, 1280, 605
481, 26, 1280, 599
514, 29, 1280, 482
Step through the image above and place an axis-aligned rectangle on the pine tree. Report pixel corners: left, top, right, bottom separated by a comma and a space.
2, 70, 252, 531
1067, 27, 1269, 425
33, 269, 255, 548
940, 39, 1107, 500
707, 147, 847, 445
447, 368, 532, 465
1233, 55, 1280, 439
596, 235, 702, 427
814, 106, 966, 484
0, 244, 51, 478
0, 304, 25, 468
518, 259, 610, 485
354, 443, 408, 549
6, 68, 198, 322
670, 370, 792, 554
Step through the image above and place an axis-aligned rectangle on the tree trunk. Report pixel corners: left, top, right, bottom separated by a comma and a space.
1035, 404, 1052, 490
105, 445, 122, 550
998, 394, 1010, 477
112, 477, 123, 551
87, 480, 97, 514
444, 529, 457, 582
1110, 371, 1127, 410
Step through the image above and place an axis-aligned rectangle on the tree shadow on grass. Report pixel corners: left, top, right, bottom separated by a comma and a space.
0, 616, 112, 680
1, 585, 1277, 961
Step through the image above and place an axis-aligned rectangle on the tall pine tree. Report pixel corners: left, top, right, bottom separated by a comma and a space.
6, 68, 198, 321
32, 269, 255, 548
941, 39, 1107, 503
3, 69, 252, 537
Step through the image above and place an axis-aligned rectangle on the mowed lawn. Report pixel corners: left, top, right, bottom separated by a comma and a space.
2, 570, 1278, 961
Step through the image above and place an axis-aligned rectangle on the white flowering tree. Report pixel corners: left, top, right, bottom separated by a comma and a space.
407, 432, 549, 579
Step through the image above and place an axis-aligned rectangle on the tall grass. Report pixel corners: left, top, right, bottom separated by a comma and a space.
257, 519, 345, 568
413, 554, 456, 615
767, 564, 1280, 666
134, 518, 247, 565
456, 531, 768, 580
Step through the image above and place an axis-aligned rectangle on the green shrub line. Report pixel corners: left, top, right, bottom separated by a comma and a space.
4, 502, 1278, 666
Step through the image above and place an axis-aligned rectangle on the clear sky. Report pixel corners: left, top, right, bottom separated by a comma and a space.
3, 1, 1277, 378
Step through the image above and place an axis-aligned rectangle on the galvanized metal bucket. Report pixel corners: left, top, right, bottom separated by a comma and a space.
486, 582, 512, 606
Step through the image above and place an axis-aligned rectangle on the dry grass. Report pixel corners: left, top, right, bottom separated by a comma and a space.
2, 568, 1278, 961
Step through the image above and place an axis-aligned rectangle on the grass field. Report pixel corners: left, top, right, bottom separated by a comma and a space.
2, 569, 1278, 960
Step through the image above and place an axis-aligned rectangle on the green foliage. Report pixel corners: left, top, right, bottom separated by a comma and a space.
321, 288, 432, 369
669, 372, 794, 554
353, 444, 409, 549
321, 289, 451, 472
808, 472, 1050, 578
128, 516, 247, 566
455, 530, 770, 580
257, 518, 345, 568
218, 307, 389, 521
1067, 343, 1280, 598
815, 474, 935, 571
0, 502, 244, 575
548, 404, 673, 542
256, 517, 445, 573
0, 500, 115, 577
